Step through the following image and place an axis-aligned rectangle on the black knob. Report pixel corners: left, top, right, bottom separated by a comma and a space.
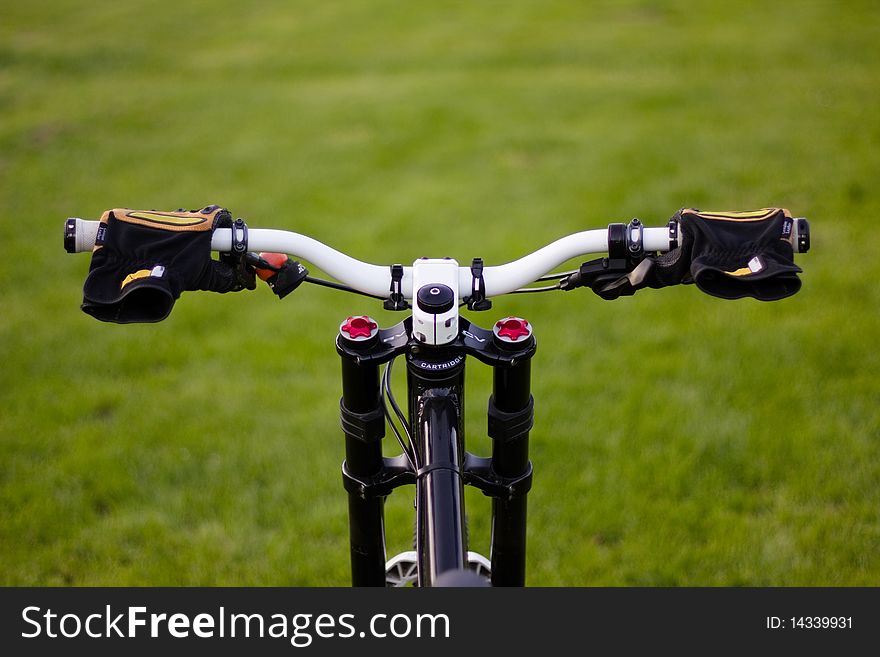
416, 284, 454, 314
797, 218, 810, 253
64, 218, 77, 253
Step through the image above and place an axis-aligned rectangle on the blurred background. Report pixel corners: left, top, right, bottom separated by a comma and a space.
1, 0, 877, 585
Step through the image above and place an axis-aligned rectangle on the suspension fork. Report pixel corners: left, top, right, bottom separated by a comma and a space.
336, 315, 535, 587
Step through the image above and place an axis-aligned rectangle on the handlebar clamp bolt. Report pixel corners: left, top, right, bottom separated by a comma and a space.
339, 315, 379, 346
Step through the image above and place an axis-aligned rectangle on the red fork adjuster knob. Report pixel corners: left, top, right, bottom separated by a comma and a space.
493, 317, 531, 342
340, 315, 378, 340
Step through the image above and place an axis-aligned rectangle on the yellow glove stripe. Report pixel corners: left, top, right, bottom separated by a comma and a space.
120, 269, 153, 289
684, 208, 791, 223
122, 210, 213, 230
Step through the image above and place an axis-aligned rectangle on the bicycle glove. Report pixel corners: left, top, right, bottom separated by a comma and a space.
81, 205, 255, 323
590, 208, 802, 301
670, 207, 802, 300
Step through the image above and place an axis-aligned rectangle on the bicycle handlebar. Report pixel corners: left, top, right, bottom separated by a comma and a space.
63, 216, 809, 299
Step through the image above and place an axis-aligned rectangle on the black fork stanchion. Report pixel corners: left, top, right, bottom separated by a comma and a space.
339, 353, 388, 586
488, 354, 534, 586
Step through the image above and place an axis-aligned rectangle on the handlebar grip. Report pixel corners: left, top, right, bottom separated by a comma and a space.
64, 218, 101, 253
793, 217, 810, 253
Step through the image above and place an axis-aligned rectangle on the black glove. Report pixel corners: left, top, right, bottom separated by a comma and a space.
576, 208, 802, 301
676, 208, 802, 300
81, 205, 254, 323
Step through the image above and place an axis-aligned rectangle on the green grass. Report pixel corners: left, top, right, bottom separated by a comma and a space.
1, 0, 878, 585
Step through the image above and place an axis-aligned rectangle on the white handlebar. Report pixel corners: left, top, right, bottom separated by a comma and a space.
65, 216, 808, 299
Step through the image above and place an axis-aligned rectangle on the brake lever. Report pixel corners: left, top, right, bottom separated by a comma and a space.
247, 252, 309, 299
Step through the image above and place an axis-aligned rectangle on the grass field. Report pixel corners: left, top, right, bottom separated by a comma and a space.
1, 0, 878, 586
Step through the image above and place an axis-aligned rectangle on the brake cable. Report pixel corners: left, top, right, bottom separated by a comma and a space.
380, 357, 418, 471
302, 276, 388, 300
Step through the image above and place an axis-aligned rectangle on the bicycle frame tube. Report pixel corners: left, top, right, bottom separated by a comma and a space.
407, 356, 468, 586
